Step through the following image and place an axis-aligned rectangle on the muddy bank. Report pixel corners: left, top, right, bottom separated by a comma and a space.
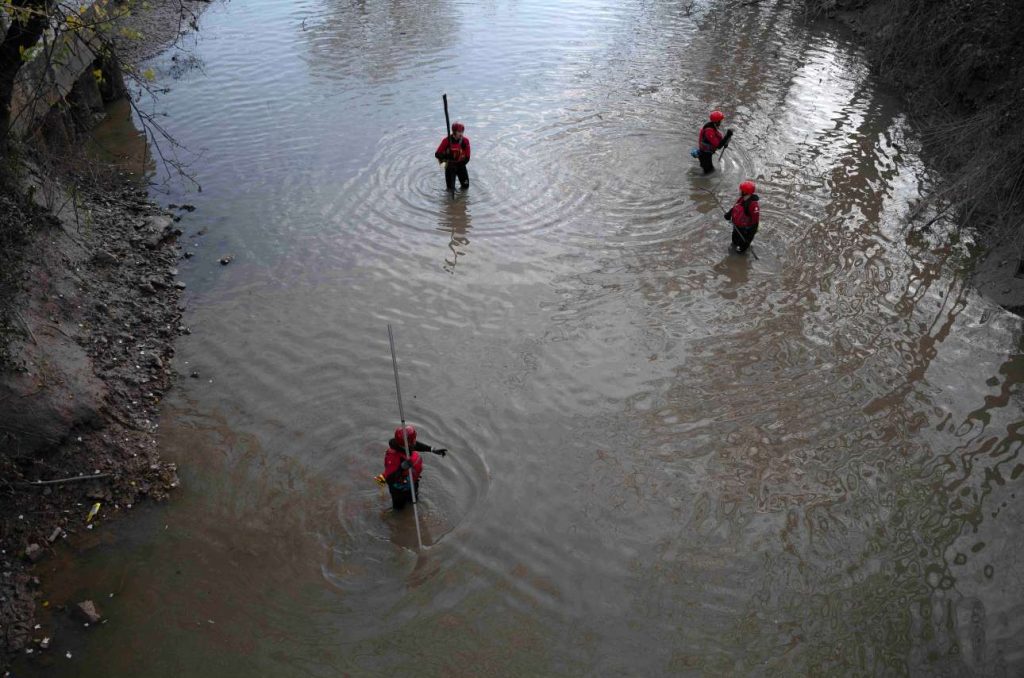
114, 0, 212, 66
804, 0, 1024, 314
0, 1, 212, 668
0, 168, 184, 664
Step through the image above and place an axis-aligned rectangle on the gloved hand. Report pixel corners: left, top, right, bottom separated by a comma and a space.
432, 448, 448, 457
724, 210, 732, 221
400, 460, 411, 470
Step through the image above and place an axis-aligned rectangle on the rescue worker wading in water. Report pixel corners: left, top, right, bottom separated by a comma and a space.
382, 425, 447, 510
435, 122, 471, 195
697, 110, 732, 174
724, 180, 760, 253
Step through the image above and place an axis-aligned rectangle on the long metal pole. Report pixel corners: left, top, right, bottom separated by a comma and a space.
442, 94, 454, 196
387, 324, 423, 551
443, 93, 451, 140
716, 129, 733, 166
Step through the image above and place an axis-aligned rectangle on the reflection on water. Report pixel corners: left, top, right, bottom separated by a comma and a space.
18, 0, 1024, 676
438, 193, 473, 273
302, 0, 455, 86
711, 252, 752, 296
84, 98, 155, 181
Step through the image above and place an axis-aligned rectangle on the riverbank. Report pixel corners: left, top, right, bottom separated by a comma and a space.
804, 0, 1024, 315
0, 0, 211, 668
0, 168, 185, 664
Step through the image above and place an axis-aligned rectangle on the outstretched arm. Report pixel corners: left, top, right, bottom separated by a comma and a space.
413, 441, 448, 456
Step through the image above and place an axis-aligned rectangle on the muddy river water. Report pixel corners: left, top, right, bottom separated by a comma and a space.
18, 0, 1024, 675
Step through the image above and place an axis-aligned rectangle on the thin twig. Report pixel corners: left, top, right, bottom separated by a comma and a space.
13, 309, 38, 345
19, 472, 110, 486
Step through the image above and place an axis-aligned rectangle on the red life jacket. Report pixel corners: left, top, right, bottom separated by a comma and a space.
729, 195, 760, 228
384, 444, 423, 485
698, 123, 723, 153
436, 135, 471, 163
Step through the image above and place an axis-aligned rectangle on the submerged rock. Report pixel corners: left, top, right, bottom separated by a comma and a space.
23, 544, 43, 563
75, 600, 102, 624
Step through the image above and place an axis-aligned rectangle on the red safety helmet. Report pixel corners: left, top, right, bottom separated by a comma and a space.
451, 122, 465, 133
394, 425, 417, 449
739, 181, 756, 195
709, 110, 725, 123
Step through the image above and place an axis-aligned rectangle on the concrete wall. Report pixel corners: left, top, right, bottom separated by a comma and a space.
8, 1, 127, 139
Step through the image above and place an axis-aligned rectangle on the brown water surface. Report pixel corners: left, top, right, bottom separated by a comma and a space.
16, 0, 1024, 675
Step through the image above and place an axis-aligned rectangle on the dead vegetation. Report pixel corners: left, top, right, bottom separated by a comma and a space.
0, 166, 44, 368
803, 0, 1024, 255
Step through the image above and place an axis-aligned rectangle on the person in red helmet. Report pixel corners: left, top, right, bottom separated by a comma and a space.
696, 110, 732, 174
383, 425, 447, 510
435, 121, 471, 195
724, 180, 760, 253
